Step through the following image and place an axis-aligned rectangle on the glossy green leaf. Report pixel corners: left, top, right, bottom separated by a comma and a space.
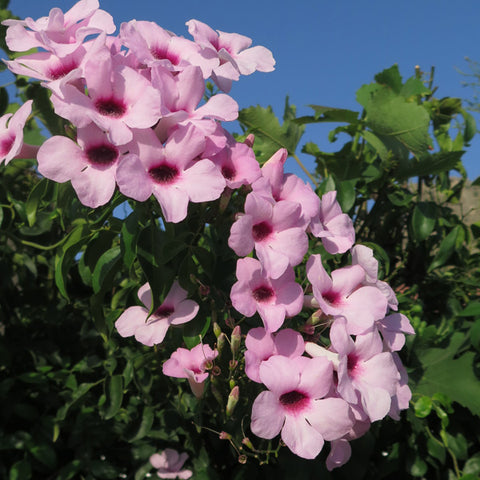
470, 319, 480, 352
395, 151, 463, 179
458, 302, 480, 317
128, 405, 155, 442
426, 437, 446, 463
411, 202, 436, 242
9, 459, 31, 480
336, 180, 356, 212
104, 375, 123, 420
296, 105, 359, 125
92, 246, 121, 294
25, 178, 49, 227
412, 332, 480, 416
120, 210, 140, 270
374, 64, 403, 93
463, 453, 480, 475
29, 443, 57, 469
428, 225, 460, 271
414, 395, 432, 417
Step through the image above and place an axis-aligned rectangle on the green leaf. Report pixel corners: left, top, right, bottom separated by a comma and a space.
336, 180, 356, 212
104, 375, 123, 420
360, 130, 390, 162
414, 395, 432, 417
296, 105, 359, 125
428, 226, 460, 271
183, 316, 211, 349
463, 453, 480, 475
400, 77, 431, 98
411, 202, 436, 242
9, 459, 31, 480
54, 222, 91, 300
0, 86, 8, 115
458, 302, 480, 317
374, 64, 403, 94
412, 332, 480, 416
358, 83, 431, 157
128, 405, 155, 442
29, 444, 57, 469
409, 456, 428, 477
120, 210, 140, 270
470, 319, 480, 352
427, 437, 446, 463
238, 103, 305, 161
461, 108, 476, 144
394, 151, 463, 180
92, 246, 121, 294
25, 178, 49, 227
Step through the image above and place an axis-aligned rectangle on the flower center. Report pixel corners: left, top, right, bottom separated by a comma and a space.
252, 221, 272, 242
323, 289, 341, 306
148, 164, 179, 184
221, 165, 235, 180
151, 46, 180, 65
49, 61, 77, 80
0, 135, 15, 156
95, 98, 127, 118
279, 390, 310, 414
154, 306, 174, 319
86, 144, 118, 166
252, 285, 274, 303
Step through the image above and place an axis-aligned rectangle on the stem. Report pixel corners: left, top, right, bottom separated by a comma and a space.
292, 153, 318, 187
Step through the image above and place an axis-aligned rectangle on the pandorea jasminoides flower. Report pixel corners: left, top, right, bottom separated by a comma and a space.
228, 192, 308, 279
306, 254, 388, 335
186, 19, 275, 92
251, 355, 354, 459
244, 327, 304, 382
330, 317, 401, 422
150, 449, 192, 479
310, 190, 355, 254
230, 257, 303, 332
163, 343, 218, 398
37, 123, 126, 208
0, 100, 36, 165
115, 281, 199, 347
116, 125, 226, 223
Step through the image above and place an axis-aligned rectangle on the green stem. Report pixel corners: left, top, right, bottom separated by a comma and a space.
292, 153, 318, 187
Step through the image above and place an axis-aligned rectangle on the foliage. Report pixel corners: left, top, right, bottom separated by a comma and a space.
1, 2, 480, 479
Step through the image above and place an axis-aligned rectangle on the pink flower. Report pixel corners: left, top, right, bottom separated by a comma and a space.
252, 148, 320, 227
376, 313, 415, 352
306, 254, 388, 335
150, 449, 192, 479
186, 19, 275, 92
250, 355, 354, 459
115, 281, 199, 347
163, 343, 218, 398
330, 318, 401, 422
351, 245, 398, 310
116, 125, 226, 223
3, 0, 115, 56
228, 193, 308, 279
244, 327, 304, 382
0, 100, 36, 165
49, 44, 163, 145
310, 190, 355, 254
37, 123, 125, 208
230, 257, 303, 332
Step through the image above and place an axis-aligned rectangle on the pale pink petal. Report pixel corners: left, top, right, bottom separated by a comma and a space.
250, 391, 284, 439
281, 414, 325, 460
115, 306, 148, 337
134, 318, 170, 346
306, 398, 354, 441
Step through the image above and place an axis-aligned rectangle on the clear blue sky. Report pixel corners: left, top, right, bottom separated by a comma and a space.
5, 0, 480, 180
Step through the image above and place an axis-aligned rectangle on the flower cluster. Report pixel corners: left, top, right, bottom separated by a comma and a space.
1, 0, 414, 472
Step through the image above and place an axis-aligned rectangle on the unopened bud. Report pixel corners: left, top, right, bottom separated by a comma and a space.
229, 360, 238, 373
244, 134, 255, 147
306, 309, 323, 326
198, 284, 210, 297
213, 322, 222, 339
231, 325, 241, 358
303, 295, 320, 309
226, 385, 239, 418
217, 333, 227, 357
219, 431, 232, 440
242, 437, 254, 450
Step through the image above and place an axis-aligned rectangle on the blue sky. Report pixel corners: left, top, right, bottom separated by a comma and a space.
5, 0, 480, 180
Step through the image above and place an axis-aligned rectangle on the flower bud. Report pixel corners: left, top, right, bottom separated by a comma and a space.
229, 360, 238, 374
213, 322, 222, 338
219, 431, 232, 440
242, 437, 254, 450
244, 134, 255, 147
216, 333, 227, 357
226, 385, 239, 418
230, 325, 241, 358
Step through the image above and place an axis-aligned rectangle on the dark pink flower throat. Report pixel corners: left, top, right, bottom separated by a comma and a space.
252, 285, 274, 302
252, 221, 272, 242
279, 390, 310, 413
148, 163, 179, 184
95, 97, 127, 118
86, 144, 118, 166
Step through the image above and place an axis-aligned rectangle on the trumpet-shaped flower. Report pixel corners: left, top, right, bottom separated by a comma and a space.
310, 191, 355, 254
115, 281, 199, 347
116, 124, 226, 223
230, 257, 303, 332
150, 449, 192, 479
306, 254, 388, 335
251, 355, 354, 459
0, 100, 35, 165
163, 343, 218, 398
244, 327, 304, 382
228, 193, 308, 279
